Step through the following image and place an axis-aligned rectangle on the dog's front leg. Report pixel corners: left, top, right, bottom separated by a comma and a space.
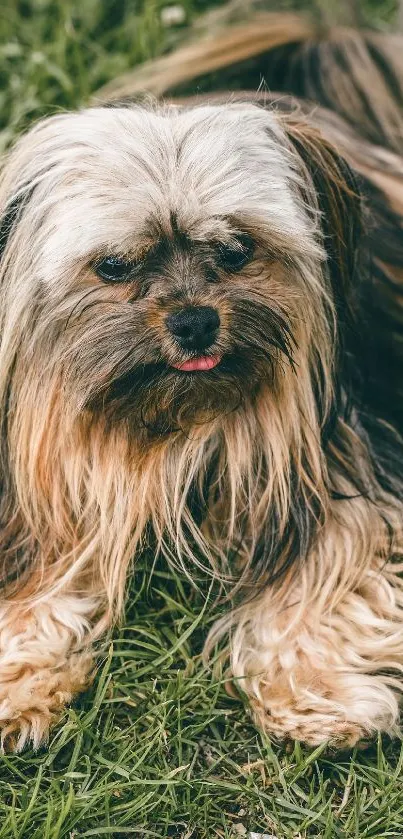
0, 591, 99, 751
224, 510, 403, 748
229, 585, 403, 748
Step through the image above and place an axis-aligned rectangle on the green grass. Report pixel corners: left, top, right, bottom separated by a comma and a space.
1, 1, 403, 837
2, 562, 403, 837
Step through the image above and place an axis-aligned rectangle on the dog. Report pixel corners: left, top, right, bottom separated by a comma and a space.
0, 10, 403, 752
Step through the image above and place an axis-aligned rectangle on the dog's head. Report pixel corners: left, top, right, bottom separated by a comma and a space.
0, 103, 360, 441
0, 100, 365, 600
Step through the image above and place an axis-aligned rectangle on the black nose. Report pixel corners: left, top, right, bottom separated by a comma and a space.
166, 306, 220, 350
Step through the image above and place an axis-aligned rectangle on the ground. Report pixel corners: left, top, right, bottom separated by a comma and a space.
0, 1, 402, 837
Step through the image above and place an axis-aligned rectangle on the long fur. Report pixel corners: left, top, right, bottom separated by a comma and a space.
0, 12, 403, 751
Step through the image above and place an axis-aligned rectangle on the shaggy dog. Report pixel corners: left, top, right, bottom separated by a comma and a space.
0, 11, 403, 751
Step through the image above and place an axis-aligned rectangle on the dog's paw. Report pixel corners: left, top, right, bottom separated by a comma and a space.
248, 674, 400, 749
251, 704, 371, 749
0, 654, 93, 752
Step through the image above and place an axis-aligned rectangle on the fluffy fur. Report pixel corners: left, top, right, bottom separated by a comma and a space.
0, 12, 403, 751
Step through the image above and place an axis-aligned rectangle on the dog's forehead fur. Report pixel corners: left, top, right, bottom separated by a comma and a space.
10, 103, 313, 273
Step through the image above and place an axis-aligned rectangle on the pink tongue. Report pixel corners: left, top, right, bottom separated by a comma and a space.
172, 355, 222, 372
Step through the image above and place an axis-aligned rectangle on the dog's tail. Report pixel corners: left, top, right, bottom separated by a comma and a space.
96, 10, 403, 154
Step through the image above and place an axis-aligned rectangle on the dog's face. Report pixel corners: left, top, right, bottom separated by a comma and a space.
0, 104, 330, 437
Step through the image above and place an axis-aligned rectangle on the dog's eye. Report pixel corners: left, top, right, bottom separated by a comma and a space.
218, 235, 254, 273
94, 256, 135, 282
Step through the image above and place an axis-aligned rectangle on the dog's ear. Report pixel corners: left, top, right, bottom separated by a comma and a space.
283, 119, 363, 315
0, 117, 61, 265
0, 194, 28, 261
